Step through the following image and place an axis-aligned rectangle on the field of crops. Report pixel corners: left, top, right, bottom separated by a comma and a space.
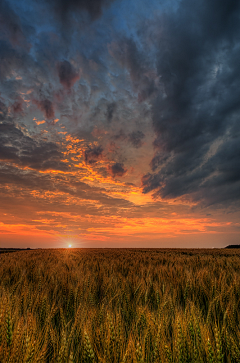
0, 248, 240, 362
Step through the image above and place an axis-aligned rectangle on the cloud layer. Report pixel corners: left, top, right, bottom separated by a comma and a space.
0, 0, 240, 246
141, 0, 240, 206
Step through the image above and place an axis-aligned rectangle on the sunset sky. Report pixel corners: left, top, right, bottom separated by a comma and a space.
0, 0, 240, 248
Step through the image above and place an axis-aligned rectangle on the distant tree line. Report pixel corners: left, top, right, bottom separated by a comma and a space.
225, 245, 240, 248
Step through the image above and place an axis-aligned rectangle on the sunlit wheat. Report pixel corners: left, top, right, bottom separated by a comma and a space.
0, 248, 240, 362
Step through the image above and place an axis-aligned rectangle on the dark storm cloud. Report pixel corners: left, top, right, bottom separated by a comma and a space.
0, 122, 69, 171
108, 162, 127, 177
84, 145, 103, 164
58, 60, 80, 90
195, 137, 240, 205
141, 0, 240, 206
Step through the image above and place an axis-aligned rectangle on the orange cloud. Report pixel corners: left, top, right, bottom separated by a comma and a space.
35, 120, 46, 125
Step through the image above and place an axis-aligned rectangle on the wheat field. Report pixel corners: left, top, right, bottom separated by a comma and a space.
0, 248, 240, 362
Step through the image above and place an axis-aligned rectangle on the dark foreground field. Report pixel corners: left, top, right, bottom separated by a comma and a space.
0, 248, 240, 362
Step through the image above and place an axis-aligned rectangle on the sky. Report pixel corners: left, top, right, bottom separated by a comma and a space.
0, 0, 240, 248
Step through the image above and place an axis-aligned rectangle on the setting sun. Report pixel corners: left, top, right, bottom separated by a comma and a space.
68, 244, 72, 248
